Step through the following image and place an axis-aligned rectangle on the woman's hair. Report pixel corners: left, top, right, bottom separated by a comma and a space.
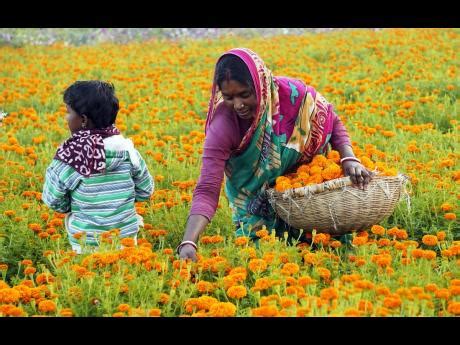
215, 54, 255, 91
63, 80, 119, 128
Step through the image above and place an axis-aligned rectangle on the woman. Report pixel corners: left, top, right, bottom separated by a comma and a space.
178, 48, 372, 260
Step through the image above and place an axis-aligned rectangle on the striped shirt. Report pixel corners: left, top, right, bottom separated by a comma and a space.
42, 135, 154, 247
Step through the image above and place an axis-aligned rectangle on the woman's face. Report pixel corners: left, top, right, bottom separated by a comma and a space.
220, 80, 258, 120
65, 104, 84, 134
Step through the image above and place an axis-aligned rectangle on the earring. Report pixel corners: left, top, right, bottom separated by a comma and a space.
82, 122, 86, 129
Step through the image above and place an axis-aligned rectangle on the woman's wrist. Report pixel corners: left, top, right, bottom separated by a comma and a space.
340, 156, 361, 165
176, 240, 198, 254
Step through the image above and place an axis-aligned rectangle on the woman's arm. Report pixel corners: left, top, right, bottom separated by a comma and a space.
179, 106, 237, 260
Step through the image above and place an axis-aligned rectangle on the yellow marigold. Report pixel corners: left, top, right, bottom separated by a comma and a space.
38, 300, 56, 313
208, 302, 237, 317
422, 235, 438, 247
371, 225, 386, 236
425, 283, 438, 293
226, 285, 247, 299
248, 259, 267, 273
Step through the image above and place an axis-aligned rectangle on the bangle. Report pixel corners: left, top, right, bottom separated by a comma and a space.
176, 240, 198, 255
340, 157, 361, 165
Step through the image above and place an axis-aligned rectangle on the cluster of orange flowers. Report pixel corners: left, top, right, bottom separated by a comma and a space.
274, 149, 398, 192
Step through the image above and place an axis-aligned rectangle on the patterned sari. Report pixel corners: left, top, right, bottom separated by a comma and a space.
206, 48, 336, 239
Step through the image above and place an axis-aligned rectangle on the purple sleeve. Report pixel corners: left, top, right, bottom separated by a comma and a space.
329, 109, 352, 149
189, 107, 237, 221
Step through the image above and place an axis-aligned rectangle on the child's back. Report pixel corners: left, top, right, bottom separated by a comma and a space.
42, 81, 153, 253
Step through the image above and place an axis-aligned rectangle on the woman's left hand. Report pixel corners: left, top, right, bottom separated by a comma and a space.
342, 160, 374, 190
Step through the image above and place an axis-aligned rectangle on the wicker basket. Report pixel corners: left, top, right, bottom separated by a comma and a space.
267, 173, 409, 236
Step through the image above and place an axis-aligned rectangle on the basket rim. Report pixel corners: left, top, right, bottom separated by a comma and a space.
267, 172, 408, 198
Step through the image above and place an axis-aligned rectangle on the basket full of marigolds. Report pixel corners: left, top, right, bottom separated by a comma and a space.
266, 149, 409, 235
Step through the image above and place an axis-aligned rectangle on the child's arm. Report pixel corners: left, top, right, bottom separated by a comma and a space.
42, 161, 72, 213
131, 151, 154, 201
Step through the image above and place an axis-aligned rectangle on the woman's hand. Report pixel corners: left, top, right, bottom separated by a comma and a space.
342, 160, 374, 190
178, 243, 198, 261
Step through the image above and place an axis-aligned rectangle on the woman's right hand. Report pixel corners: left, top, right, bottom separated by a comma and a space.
179, 243, 198, 261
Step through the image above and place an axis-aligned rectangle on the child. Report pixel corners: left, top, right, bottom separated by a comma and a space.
42, 80, 154, 253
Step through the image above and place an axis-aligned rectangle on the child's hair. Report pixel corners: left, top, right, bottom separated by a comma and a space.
63, 80, 119, 128
215, 54, 254, 91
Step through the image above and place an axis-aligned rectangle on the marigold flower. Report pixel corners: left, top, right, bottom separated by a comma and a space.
444, 213, 456, 220
383, 296, 402, 309
371, 225, 385, 236
447, 301, 460, 315
24, 267, 36, 275
196, 280, 215, 294
320, 287, 339, 301
255, 229, 269, 238
352, 236, 368, 246
436, 231, 447, 241
234, 237, 249, 246
316, 267, 331, 281
251, 305, 279, 317
422, 250, 437, 260
434, 288, 450, 300
38, 300, 56, 313
280, 263, 300, 276
248, 259, 267, 273
422, 235, 438, 246
207, 302, 236, 317
226, 285, 247, 299
117, 304, 130, 312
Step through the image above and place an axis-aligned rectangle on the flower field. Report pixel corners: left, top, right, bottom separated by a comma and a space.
0, 28, 459, 317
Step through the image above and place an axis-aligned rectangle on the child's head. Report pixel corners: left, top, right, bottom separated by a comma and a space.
63, 80, 119, 133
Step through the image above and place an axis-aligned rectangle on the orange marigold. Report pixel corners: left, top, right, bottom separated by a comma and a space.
444, 213, 457, 220
38, 300, 56, 313
248, 259, 267, 273
371, 225, 386, 236
422, 235, 438, 247
226, 285, 247, 299
208, 302, 237, 317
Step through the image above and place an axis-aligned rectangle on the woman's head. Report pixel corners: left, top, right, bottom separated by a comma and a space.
63, 80, 119, 133
215, 54, 258, 120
